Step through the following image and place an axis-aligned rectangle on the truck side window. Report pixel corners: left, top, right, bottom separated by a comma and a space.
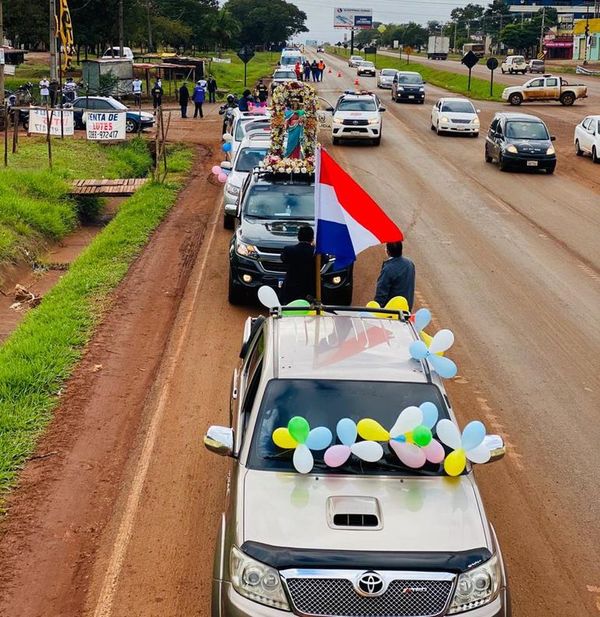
529, 79, 543, 88
489, 118, 498, 135
546, 78, 558, 87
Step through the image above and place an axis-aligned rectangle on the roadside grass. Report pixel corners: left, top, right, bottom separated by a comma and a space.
328, 46, 504, 101
0, 144, 194, 500
0, 137, 153, 267
208, 51, 279, 99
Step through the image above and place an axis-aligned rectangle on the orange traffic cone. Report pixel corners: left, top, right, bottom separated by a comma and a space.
328, 68, 332, 73
337, 71, 342, 77
354, 77, 359, 86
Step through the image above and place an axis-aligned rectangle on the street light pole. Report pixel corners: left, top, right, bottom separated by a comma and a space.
0, 0, 5, 104
49, 0, 57, 80
539, 6, 545, 56
583, 2, 590, 65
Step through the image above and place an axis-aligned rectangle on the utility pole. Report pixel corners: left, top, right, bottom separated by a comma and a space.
539, 6, 545, 56
119, 0, 124, 57
0, 0, 5, 103
584, 2, 590, 65
49, 0, 57, 80
453, 20, 458, 52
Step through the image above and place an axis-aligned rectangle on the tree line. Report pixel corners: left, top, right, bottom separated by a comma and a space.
4, 0, 308, 57
350, 1, 558, 55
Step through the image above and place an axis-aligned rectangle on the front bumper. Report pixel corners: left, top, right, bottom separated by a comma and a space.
214, 580, 510, 617
357, 70, 376, 76
438, 121, 479, 134
332, 124, 381, 140
502, 152, 556, 170
378, 81, 393, 89
394, 90, 425, 102
229, 248, 352, 302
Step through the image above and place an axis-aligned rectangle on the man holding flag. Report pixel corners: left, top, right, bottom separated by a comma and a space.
314, 146, 407, 304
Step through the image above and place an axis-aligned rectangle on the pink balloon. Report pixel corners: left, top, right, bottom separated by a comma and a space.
390, 441, 426, 468
211, 165, 221, 175
217, 172, 227, 183
324, 445, 351, 468
423, 439, 446, 464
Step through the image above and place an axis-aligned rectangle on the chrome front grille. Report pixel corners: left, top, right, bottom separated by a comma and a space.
450, 119, 471, 124
282, 570, 454, 617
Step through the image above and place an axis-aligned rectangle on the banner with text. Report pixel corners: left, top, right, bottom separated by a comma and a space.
85, 111, 127, 141
333, 7, 373, 29
29, 109, 75, 136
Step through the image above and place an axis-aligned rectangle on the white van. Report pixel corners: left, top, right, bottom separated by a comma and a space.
102, 46, 134, 60
501, 56, 527, 75
279, 49, 304, 67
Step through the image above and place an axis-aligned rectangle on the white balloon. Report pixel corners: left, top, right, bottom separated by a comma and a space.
389, 406, 423, 439
293, 444, 314, 474
351, 441, 384, 463
436, 419, 462, 451
429, 329, 455, 354
390, 441, 426, 468
466, 442, 492, 464
258, 286, 280, 309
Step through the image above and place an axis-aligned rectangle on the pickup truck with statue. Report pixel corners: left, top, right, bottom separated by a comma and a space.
502, 75, 588, 106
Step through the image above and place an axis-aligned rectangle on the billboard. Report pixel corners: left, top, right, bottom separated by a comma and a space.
334, 8, 373, 29
29, 109, 74, 136
85, 111, 126, 141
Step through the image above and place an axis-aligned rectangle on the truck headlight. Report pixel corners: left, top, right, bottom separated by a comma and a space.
448, 554, 502, 613
368, 118, 379, 124
440, 116, 450, 123
333, 117, 344, 125
473, 117, 480, 125
225, 184, 240, 196
419, 86, 424, 91
230, 546, 290, 610
236, 239, 258, 258
546, 145, 555, 155
505, 145, 518, 154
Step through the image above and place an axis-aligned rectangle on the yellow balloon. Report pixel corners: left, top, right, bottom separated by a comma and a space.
357, 418, 390, 442
273, 427, 298, 449
365, 300, 389, 319
385, 296, 409, 312
366, 300, 380, 309
444, 449, 467, 477
405, 431, 414, 444
421, 330, 444, 356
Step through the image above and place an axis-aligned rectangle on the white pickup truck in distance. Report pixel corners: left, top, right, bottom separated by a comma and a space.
502, 75, 588, 106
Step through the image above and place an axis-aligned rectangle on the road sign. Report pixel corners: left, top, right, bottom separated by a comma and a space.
364, 46, 377, 55
486, 57, 499, 71
537, 51, 546, 60
486, 57, 498, 96
377, 24, 387, 34
461, 50, 479, 69
237, 46, 255, 64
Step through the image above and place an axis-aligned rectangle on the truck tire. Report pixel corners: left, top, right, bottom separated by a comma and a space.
373, 136, 381, 146
593, 146, 599, 164
508, 93, 523, 106
501, 68, 505, 74
498, 154, 508, 172
228, 271, 246, 305
575, 140, 583, 156
559, 92, 575, 106
224, 213, 235, 230
332, 136, 340, 145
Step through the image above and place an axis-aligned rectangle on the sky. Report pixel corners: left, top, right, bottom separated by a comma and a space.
289, 0, 479, 43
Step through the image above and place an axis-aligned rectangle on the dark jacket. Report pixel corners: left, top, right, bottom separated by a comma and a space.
179, 85, 190, 104
374, 256, 416, 310
207, 78, 217, 92
192, 85, 205, 103
238, 94, 253, 111
151, 83, 163, 99
280, 241, 316, 304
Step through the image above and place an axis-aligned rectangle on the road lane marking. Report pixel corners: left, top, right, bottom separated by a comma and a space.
91, 196, 222, 617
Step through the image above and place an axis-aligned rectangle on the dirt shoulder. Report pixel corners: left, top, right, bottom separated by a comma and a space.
0, 138, 222, 617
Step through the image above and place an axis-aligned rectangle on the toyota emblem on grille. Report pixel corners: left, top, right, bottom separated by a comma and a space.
352, 120, 359, 125
356, 572, 385, 597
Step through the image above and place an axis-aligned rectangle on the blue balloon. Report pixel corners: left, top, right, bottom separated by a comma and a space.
420, 402, 439, 429
336, 418, 357, 446
306, 426, 333, 451
392, 434, 407, 443
462, 421, 486, 451
429, 354, 458, 379
409, 340, 429, 361
414, 308, 431, 333
222, 142, 232, 152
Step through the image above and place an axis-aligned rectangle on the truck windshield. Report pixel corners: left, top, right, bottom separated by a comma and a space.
248, 379, 451, 476
244, 184, 314, 220
235, 147, 269, 172
506, 121, 549, 140
338, 99, 377, 111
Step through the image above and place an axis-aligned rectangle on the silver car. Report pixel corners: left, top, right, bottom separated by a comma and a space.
377, 68, 397, 89
205, 311, 511, 617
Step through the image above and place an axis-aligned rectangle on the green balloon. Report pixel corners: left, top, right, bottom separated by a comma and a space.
288, 416, 310, 444
282, 299, 311, 316
413, 425, 432, 447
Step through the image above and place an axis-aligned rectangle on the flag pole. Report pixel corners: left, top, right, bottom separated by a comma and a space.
315, 252, 322, 304
314, 144, 322, 308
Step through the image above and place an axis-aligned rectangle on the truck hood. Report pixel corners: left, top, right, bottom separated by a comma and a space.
502, 86, 521, 97
238, 218, 312, 247
334, 111, 379, 121
243, 470, 489, 553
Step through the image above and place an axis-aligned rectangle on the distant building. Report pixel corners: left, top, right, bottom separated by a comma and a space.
573, 16, 600, 61
505, 0, 599, 21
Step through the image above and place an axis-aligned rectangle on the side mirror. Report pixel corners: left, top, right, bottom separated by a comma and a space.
326, 106, 334, 112
204, 425, 234, 457
379, 107, 386, 112
476, 109, 481, 113
422, 81, 427, 84
224, 202, 238, 218
482, 435, 505, 463
550, 135, 556, 141
221, 161, 233, 170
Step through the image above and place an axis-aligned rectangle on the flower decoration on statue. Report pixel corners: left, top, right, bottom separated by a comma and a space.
409, 328, 457, 378
260, 81, 319, 174
272, 417, 332, 474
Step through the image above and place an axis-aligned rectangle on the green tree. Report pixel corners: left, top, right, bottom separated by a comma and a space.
209, 7, 241, 54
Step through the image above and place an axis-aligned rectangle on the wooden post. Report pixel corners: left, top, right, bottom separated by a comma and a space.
161, 111, 171, 182
46, 107, 54, 171
12, 108, 18, 153
153, 108, 160, 181
4, 103, 8, 167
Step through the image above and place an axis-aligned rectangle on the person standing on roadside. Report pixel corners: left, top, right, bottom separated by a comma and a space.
39, 77, 50, 106
132, 77, 143, 106
317, 59, 326, 82
49, 79, 59, 107
179, 82, 190, 118
294, 61, 302, 81
374, 241, 416, 311
207, 75, 218, 103
310, 60, 319, 82
151, 80, 163, 113
255, 79, 268, 107
280, 225, 316, 304
192, 81, 205, 118
63, 77, 77, 103
303, 60, 311, 82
